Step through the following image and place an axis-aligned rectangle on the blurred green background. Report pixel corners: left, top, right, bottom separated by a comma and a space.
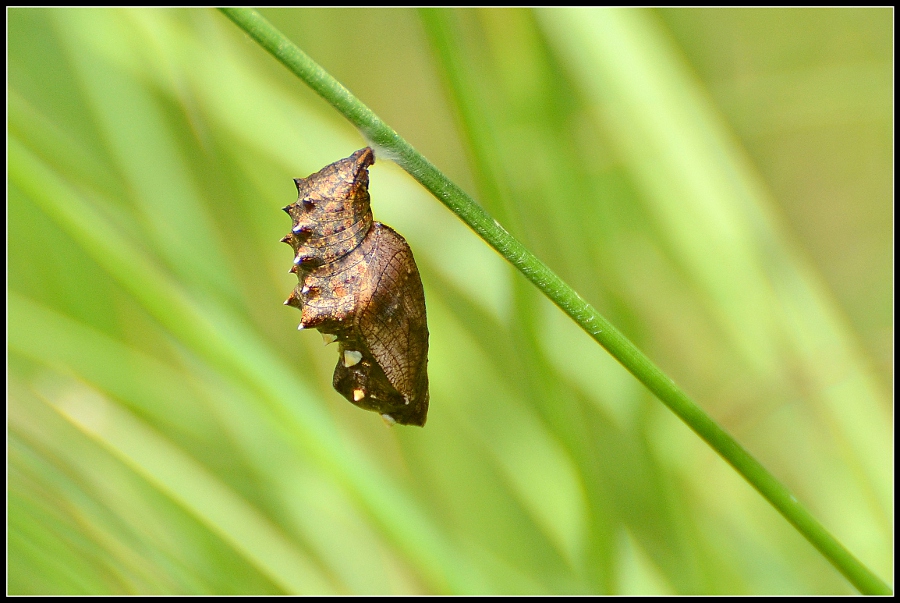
7, 7, 892, 594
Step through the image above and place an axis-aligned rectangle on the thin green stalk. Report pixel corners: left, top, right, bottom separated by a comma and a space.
218, 8, 891, 595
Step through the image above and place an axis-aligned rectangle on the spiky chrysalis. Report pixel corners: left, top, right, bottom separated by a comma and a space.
281, 148, 429, 426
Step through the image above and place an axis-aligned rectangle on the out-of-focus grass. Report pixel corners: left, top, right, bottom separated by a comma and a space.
7, 7, 892, 594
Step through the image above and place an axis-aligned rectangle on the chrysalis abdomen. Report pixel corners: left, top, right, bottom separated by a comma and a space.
281, 147, 429, 426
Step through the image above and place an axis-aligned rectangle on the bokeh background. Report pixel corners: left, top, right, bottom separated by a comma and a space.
8, 7, 892, 594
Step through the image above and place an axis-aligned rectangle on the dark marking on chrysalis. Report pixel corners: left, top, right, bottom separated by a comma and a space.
282, 147, 429, 426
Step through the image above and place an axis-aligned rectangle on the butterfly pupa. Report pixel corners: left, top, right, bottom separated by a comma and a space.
281, 147, 429, 426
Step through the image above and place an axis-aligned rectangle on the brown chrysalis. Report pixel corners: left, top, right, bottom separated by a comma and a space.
281, 147, 429, 426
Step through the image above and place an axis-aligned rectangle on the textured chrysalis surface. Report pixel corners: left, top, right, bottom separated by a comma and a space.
282, 147, 429, 426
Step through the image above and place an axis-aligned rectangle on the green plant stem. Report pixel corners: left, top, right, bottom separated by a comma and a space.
218, 8, 891, 595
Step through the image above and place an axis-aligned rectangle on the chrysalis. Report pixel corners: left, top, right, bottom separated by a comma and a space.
281, 147, 429, 426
